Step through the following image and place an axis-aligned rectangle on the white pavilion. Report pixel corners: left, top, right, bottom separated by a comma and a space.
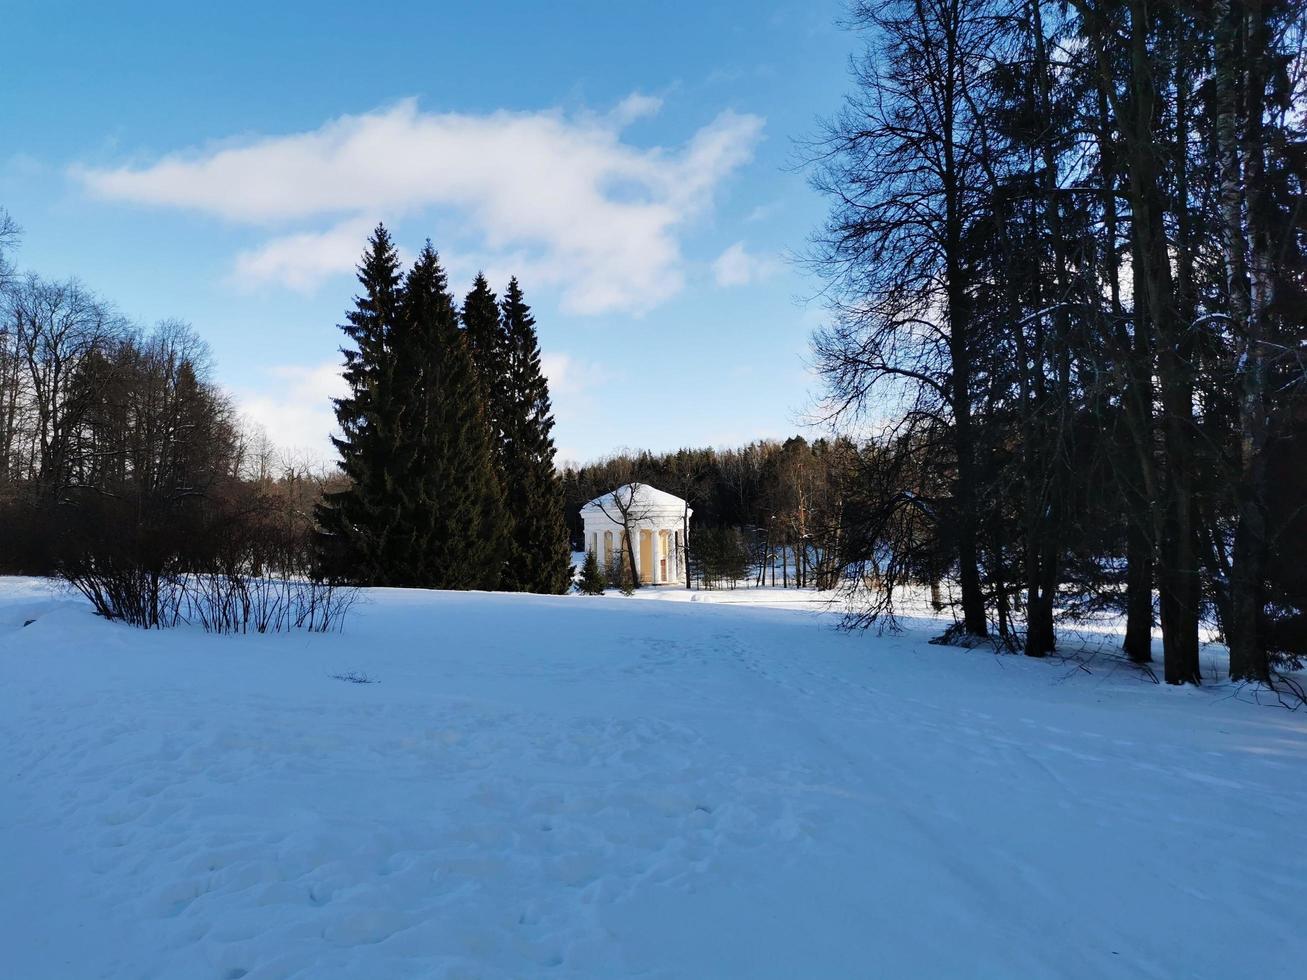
580, 484, 691, 586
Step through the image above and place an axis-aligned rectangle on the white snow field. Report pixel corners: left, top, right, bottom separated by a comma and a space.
2, 577, 1306, 979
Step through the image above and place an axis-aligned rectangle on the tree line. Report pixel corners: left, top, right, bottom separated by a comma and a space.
806, 0, 1305, 682
316, 225, 572, 594
0, 212, 570, 626
0, 208, 350, 628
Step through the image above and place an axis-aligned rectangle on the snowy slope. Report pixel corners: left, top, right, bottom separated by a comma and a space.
2, 577, 1305, 979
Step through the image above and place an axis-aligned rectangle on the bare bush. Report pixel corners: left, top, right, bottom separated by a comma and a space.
64, 560, 188, 629
183, 571, 355, 635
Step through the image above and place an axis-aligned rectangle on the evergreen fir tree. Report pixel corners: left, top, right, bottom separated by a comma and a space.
461, 274, 510, 458
578, 549, 606, 595
497, 278, 572, 593
406, 243, 505, 590
315, 224, 408, 585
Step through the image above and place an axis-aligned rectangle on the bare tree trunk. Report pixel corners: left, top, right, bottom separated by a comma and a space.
1021, 0, 1074, 658
683, 505, 692, 590
1215, 0, 1272, 683
1077, 0, 1200, 681
624, 524, 639, 589
1098, 59, 1156, 665
1126, 0, 1201, 684
940, 0, 986, 638
1124, 517, 1155, 662
944, 34, 986, 638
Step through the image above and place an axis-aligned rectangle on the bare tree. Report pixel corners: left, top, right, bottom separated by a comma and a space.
2, 274, 120, 493
595, 481, 654, 590
807, 0, 996, 638
0, 208, 19, 291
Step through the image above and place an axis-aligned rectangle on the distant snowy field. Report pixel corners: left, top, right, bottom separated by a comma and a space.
3, 577, 1305, 979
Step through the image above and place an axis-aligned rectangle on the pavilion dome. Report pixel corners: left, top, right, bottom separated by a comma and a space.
580, 484, 692, 517
579, 484, 692, 586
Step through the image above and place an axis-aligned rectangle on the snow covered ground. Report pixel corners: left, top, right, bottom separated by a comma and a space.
2, 576, 1305, 979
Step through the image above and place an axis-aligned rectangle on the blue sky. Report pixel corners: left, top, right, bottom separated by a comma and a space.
2, 1, 853, 464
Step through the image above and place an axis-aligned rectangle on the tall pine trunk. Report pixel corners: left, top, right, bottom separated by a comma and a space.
1215, 0, 1272, 683
945, 138, 987, 637
1103, 70, 1156, 665
1020, 0, 1074, 658
1124, 0, 1201, 684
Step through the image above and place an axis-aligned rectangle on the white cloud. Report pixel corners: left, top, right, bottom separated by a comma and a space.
541, 350, 610, 427
75, 98, 764, 313
608, 92, 664, 126
234, 360, 346, 465
712, 240, 779, 287
745, 200, 783, 223
541, 351, 579, 398
232, 217, 375, 293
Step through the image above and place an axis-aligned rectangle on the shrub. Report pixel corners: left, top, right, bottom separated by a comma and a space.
56, 474, 356, 634
577, 550, 606, 595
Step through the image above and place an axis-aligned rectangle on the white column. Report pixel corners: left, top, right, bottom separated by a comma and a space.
651, 526, 663, 583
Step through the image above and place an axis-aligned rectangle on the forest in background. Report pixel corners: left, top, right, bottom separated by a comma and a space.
0, 212, 346, 629
562, 438, 856, 590
0, 217, 570, 627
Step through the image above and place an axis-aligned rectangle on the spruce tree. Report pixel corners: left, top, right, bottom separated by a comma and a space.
406, 244, 505, 590
315, 224, 408, 585
497, 278, 572, 593
578, 549, 605, 595
461, 274, 510, 457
